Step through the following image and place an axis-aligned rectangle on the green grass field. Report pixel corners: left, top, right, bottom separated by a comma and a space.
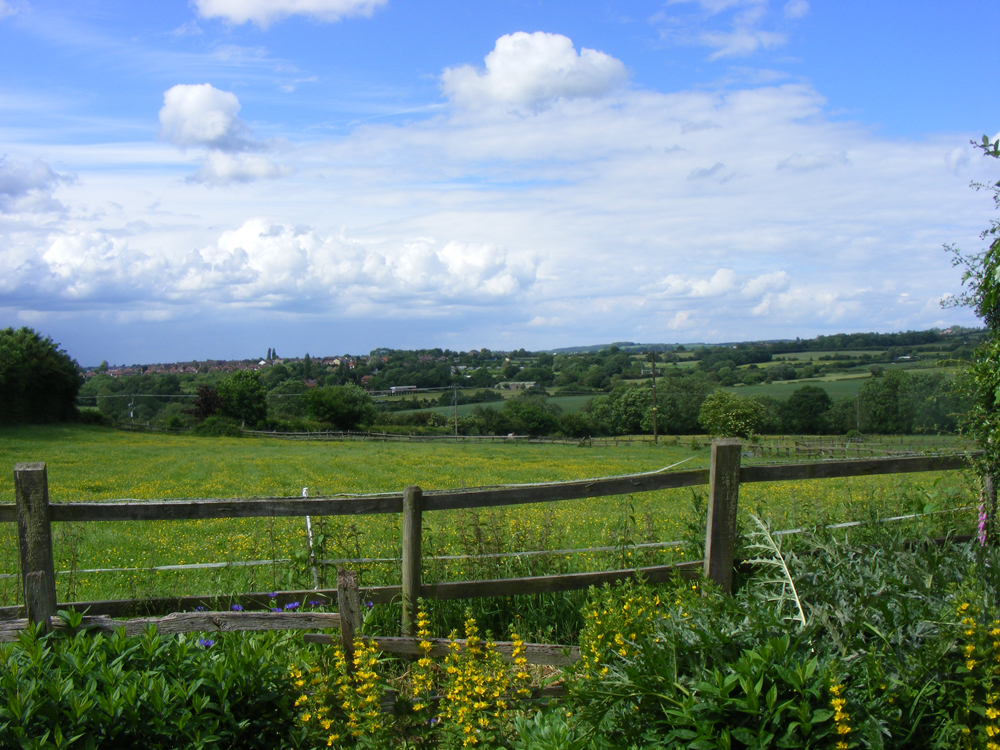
725, 374, 871, 400
0, 425, 978, 609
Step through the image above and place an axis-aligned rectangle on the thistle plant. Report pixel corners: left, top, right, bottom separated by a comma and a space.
745, 513, 807, 627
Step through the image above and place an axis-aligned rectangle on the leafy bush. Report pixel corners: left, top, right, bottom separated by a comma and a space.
568, 527, 1000, 749
75, 407, 110, 426
192, 415, 243, 437
0, 621, 305, 749
698, 389, 765, 437
306, 385, 377, 430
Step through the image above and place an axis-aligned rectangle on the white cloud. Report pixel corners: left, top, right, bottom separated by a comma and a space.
189, 152, 292, 185
0, 156, 72, 213
0, 1, 15, 20
12, 220, 537, 311
783, 0, 809, 19
661, 0, 799, 60
159, 84, 252, 152
441, 32, 627, 111
193, 0, 386, 28
158, 84, 291, 184
702, 27, 786, 59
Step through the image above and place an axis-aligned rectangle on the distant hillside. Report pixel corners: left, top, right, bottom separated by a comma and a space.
547, 327, 983, 356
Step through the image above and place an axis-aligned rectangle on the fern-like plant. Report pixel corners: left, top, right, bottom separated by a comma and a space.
745, 513, 807, 627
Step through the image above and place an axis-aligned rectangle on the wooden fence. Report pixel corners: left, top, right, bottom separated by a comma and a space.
1, 441, 986, 663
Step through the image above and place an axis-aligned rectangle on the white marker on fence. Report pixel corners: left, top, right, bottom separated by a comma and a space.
303, 487, 319, 589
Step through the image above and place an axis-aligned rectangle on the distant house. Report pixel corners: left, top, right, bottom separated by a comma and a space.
497, 381, 537, 391
390, 385, 418, 394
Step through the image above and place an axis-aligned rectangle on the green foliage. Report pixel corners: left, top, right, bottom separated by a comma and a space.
192, 415, 243, 437
0, 623, 303, 749
76, 407, 110, 426
946, 135, 1000, 470
784, 385, 833, 434
511, 710, 590, 750
217, 370, 267, 428
570, 529, 1000, 749
306, 385, 377, 430
0, 327, 81, 424
266, 379, 308, 419
698, 389, 765, 437
858, 369, 914, 434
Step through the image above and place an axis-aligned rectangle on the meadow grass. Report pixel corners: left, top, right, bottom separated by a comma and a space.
0, 425, 979, 609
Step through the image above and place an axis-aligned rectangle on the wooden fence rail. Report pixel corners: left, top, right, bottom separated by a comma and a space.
3, 444, 985, 639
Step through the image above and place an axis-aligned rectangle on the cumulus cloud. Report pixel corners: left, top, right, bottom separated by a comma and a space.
441, 32, 627, 111
0, 156, 72, 213
0, 1, 15, 20
158, 84, 290, 185
159, 84, 253, 152
193, 0, 386, 28
12, 220, 538, 311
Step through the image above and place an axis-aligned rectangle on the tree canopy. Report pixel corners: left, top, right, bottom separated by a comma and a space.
306, 385, 377, 430
0, 327, 81, 424
217, 370, 267, 428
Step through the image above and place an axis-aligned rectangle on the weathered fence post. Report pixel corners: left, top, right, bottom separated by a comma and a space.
401, 485, 423, 636
704, 439, 742, 595
14, 463, 57, 629
337, 568, 362, 674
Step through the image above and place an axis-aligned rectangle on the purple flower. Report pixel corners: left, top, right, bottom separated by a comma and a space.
284, 601, 300, 611
231, 604, 243, 612
365, 601, 374, 610
198, 639, 215, 648
308, 600, 321, 607
268, 592, 278, 599
979, 502, 988, 546
271, 607, 282, 613
195, 606, 205, 612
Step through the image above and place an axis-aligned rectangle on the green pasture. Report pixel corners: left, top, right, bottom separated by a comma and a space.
0, 425, 978, 607
396, 393, 595, 418
725, 374, 870, 400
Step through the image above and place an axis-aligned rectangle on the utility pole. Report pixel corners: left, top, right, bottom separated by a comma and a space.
453, 384, 459, 437
649, 351, 658, 444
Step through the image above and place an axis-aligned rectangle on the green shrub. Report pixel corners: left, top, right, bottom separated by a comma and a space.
75, 408, 109, 426
192, 415, 243, 437
0, 621, 306, 749
569, 528, 1000, 749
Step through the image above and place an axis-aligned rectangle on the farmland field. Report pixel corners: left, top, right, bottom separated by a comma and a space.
725, 373, 871, 400
0, 425, 979, 608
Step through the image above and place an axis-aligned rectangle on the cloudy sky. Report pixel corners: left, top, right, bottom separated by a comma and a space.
0, 0, 997, 365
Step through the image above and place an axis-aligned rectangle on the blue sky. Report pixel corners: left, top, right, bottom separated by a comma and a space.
0, 0, 997, 365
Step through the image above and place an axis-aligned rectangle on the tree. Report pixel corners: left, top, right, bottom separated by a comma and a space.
217, 370, 267, 427
698, 390, 765, 438
190, 385, 223, 420
858, 369, 913, 434
784, 385, 833, 434
306, 385, 376, 430
944, 133, 1000, 471
0, 327, 81, 424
